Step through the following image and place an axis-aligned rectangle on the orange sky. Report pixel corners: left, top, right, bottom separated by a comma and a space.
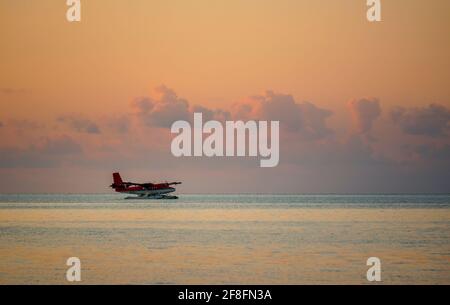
1, 0, 449, 118
0, 1, 449, 193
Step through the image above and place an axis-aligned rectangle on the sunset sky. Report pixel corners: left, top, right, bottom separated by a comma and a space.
1, 0, 449, 193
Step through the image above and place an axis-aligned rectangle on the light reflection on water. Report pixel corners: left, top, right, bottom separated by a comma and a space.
0, 194, 449, 284
0, 193, 449, 209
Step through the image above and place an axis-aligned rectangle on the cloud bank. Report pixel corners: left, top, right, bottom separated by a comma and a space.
232, 91, 333, 140
391, 104, 450, 137
57, 114, 101, 134
348, 98, 381, 136
0, 86, 448, 193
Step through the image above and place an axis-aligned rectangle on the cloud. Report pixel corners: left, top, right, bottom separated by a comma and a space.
190, 105, 214, 121
0, 121, 3, 128
347, 98, 381, 135
57, 114, 101, 134
40, 135, 82, 155
8, 119, 43, 130
391, 103, 450, 137
131, 85, 231, 128
0, 135, 82, 168
105, 115, 130, 133
232, 90, 333, 140
0, 88, 29, 95
296, 101, 333, 139
131, 87, 332, 140
403, 143, 450, 162
132, 85, 191, 128
191, 105, 231, 122
0, 148, 52, 168
2, 85, 449, 193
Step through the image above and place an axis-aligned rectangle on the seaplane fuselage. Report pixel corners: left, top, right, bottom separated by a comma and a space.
110, 172, 181, 198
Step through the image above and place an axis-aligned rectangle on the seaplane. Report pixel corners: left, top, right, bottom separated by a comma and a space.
110, 172, 181, 199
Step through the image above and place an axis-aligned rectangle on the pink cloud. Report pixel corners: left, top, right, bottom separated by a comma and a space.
347, 98, 381, 136
0, 86, 449, 193
232, 91, 333, 140
131, 85, 190, 128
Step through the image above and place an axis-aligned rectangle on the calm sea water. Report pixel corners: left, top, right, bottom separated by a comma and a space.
0, 194, 449, 284
1, 193, 450, 208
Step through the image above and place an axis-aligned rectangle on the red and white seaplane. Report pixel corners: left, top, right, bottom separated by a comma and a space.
110, 172, 181, 199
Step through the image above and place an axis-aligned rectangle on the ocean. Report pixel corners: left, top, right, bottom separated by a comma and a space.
0, 194, 449, 284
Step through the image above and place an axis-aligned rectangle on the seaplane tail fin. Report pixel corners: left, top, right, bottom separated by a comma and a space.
112, 172, 123, 186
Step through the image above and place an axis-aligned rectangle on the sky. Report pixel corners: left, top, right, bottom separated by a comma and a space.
0, 0, 449, 193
